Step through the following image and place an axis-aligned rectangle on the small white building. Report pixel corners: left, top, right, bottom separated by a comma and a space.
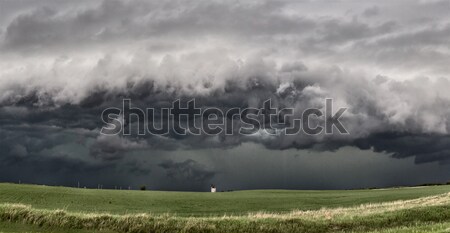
210, 184, 216, 192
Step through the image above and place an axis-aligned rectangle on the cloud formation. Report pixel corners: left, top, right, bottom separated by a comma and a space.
0, 0, 449, 190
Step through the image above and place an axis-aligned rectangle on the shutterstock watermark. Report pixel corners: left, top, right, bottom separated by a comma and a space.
100, 99, 348, 136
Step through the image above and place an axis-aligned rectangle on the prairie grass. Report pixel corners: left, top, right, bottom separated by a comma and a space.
1, 192, 450, 233
2, 183, 450, 216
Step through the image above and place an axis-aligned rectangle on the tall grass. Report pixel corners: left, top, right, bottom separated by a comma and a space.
1, 192, 450, 233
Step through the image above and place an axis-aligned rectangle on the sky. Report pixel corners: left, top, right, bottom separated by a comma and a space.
0, 0, 450, 191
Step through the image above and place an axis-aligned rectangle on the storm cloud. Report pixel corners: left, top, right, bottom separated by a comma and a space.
0, 0, 449, 190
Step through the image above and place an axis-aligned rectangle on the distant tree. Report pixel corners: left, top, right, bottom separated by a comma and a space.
140, 185, 146, 191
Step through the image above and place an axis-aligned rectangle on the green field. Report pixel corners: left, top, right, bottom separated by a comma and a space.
1, 183, 450, 232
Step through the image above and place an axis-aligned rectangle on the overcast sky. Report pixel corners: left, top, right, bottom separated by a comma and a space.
0, 0, 450, 191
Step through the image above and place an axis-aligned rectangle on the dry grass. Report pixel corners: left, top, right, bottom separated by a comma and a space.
244, 192, 450, 220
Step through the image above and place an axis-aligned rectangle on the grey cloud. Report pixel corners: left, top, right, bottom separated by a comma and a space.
354, 133, 450, 164
89, 134, 148, 161
1, 0, 315, 51
2, 62, 450, 162
361, 24, 450, 49
0, 0, 449, 190
0, 124, 154, 188
309, 19, 396, 46
362, 6, 380, 18
2, 1, 137, 50
159, 159, 215, 182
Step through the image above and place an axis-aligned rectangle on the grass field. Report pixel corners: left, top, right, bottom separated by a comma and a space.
1, 183, 450, 232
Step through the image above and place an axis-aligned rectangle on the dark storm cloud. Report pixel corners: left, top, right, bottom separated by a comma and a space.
158, 159, 215, 190
354, 133, 450, 164
89, 135, 148, 161
0, 0, 449, 190
1, 57, 449, 163
0, 123, 154, 188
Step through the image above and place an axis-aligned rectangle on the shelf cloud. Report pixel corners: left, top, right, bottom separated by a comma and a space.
0, 0, 449, 190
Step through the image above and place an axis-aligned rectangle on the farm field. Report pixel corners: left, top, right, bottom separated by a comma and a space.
0, 183, 450, 232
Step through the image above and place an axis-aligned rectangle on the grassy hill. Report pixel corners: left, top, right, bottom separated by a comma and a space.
1, 183, 450, 216
1, 183, 450, 232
